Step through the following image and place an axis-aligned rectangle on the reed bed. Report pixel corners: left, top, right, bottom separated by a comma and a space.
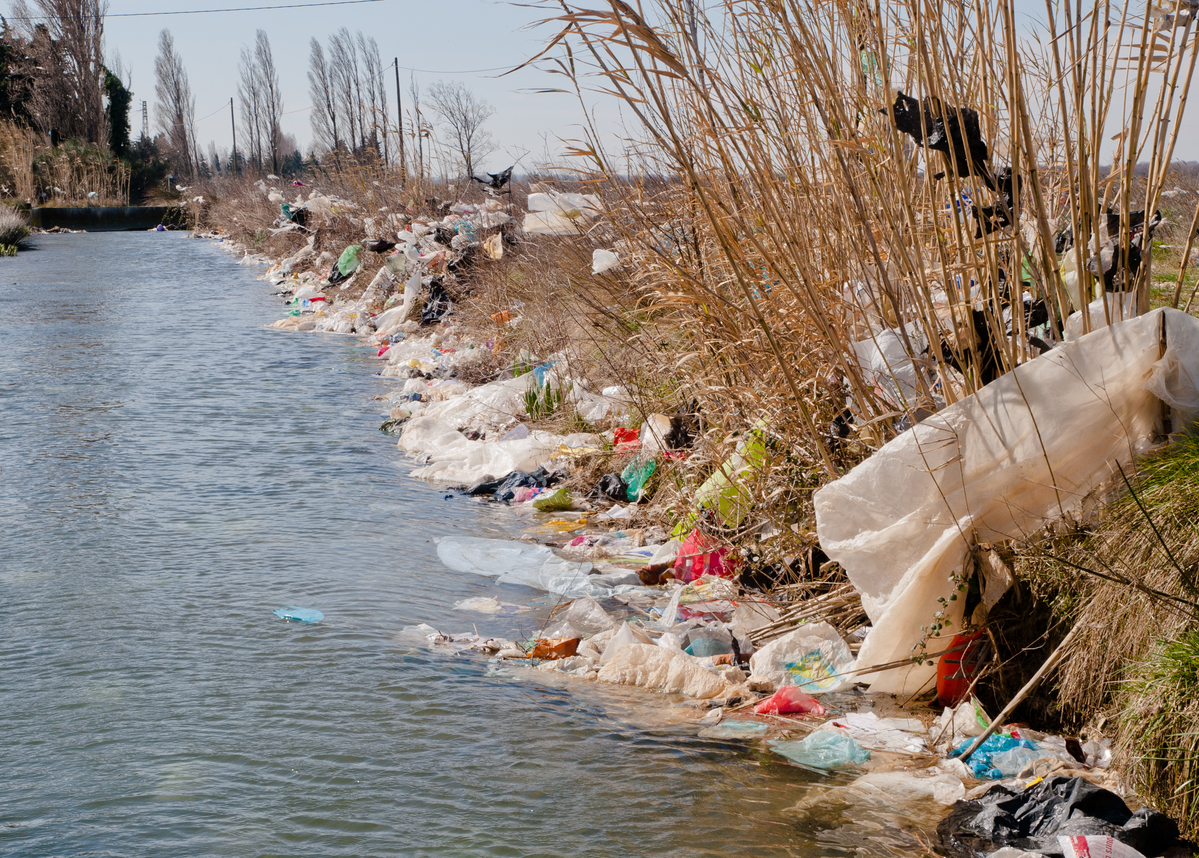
532, 0, 1198, 472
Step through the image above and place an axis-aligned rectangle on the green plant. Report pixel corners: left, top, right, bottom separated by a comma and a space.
523, 379, 570, 419
1118, 630, 1199, 838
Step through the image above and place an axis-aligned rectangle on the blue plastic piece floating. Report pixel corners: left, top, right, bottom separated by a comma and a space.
273, 606, 324, 623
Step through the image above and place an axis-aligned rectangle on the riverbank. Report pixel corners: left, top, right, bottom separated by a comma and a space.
189, 173, 1199, 856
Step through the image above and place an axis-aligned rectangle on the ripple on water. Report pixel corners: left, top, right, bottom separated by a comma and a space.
0, 234, 940, 858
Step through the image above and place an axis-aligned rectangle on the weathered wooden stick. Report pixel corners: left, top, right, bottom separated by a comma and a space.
959, 623, 1083, 763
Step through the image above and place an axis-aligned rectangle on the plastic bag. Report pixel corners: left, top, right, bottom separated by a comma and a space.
529, 637, 580, 660
936, 776, 1177, 858
592, 248, 620, 274
622, 457, 657, 502
694, 425, 767, 528
684, 623, 734, 657
935, 697, 990, 744
698, 719, 770, 740
596, 473, 628, 501
1059, 836, 1149, 858
596, 643, 733, 699
673, 529, 738, 582
541, 596, 615, 639
770, 732, 870, 770
951, 734, 1039, 779
748, 621, 855, 693
753, 686, 827, 716
599, 621, 655, 665
328, 244, 362, 284
533, 488, 573, 512
437, 537, 650, 599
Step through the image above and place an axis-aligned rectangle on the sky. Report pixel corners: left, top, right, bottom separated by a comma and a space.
102, 0, 605, 174
92, 0, 1199, 171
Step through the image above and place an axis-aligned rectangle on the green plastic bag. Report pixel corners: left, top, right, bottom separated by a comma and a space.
335, 244, 362, 277
694, 422, 768, 527
621, 458, 657, 502
532, 488, 573, 512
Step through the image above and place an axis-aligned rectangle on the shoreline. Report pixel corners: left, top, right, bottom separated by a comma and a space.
186, 179, 1187, 857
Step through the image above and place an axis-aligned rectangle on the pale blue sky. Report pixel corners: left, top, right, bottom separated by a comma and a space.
103, 0, 595, 173
95, 0, 1197, 171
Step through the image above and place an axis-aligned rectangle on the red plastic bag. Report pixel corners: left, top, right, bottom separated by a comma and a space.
753, 686, 826, 716
673, 529, 738, 583
613, 426, 640, 452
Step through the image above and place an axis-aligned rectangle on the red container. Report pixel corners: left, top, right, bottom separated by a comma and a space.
936, 629, 989, 707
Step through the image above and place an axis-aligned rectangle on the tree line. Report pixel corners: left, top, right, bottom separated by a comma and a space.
0, 0, 500, 191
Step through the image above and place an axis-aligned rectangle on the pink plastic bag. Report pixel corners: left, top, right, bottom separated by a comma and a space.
673, 529, 738, 583
753, 685, 826, 716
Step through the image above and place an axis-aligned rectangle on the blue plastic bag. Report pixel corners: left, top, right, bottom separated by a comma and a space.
770, 732, 870, 770
952, 734, 1039, 779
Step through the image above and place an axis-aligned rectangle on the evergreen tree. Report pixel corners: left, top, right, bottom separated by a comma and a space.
103, 67, 131, 157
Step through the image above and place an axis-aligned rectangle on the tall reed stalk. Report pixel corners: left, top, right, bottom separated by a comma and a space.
532, 0, 1197, 470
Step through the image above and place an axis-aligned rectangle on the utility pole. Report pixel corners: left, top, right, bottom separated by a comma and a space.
230, 97, 239, 176
413, 74, 424, 181
394, 57, 405, 180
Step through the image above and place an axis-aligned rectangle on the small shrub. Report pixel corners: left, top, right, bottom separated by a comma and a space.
0, 206, 30, 251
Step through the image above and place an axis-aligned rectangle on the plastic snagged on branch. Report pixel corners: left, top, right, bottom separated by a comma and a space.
621, 457, 656, 502
541, 596, 614, 639
816, 309, 1199, 696
951, 734, 1038, 779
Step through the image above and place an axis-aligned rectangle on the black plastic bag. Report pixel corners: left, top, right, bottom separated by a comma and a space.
420, 279, 453, 326
936, 776, 1177, 858
469, 467, 558, 503
596, 473, 628, 502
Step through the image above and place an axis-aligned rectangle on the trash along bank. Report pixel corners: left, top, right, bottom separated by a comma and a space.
188, 158, 1199, 855
183, 0, 1199, 850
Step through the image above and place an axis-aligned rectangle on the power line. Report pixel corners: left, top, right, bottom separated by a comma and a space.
6, 0, 386, 19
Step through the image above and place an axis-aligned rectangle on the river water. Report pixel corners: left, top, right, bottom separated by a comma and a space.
0, 233, 936, 857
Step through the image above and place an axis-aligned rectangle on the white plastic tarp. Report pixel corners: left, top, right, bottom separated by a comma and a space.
816, 308, 1199, 695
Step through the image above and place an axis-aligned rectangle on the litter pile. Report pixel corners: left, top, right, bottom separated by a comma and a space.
199, 168, 1199, 854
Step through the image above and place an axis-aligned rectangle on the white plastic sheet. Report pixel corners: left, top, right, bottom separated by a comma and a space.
816, 309, 1199, 695
748, 622, 856, 693
596, 643, 734, 699
398, 417, 598, 487
437, 537, 650, 598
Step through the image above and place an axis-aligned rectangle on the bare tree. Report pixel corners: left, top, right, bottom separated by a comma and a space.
328, 28, 359, 153
358, 32, 386, 161
307, 37, 340, 161
237, 45, 262, 169
153, 29, 196, 178
426, 80, 495, 178
11, 0, 108, 144
254, 30, 283, 175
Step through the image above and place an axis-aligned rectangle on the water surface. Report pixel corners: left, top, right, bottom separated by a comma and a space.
0, 233, 936, 857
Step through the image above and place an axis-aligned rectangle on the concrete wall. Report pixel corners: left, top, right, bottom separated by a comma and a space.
30, 206, 187, 232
